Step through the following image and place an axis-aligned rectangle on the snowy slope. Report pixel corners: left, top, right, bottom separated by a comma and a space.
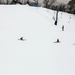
0, 5, 75, 74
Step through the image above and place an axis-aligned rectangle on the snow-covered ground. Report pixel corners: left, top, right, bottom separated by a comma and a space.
0, 5, 75, 74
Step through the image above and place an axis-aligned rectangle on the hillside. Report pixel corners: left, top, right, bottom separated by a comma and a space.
0, 5, 75, 74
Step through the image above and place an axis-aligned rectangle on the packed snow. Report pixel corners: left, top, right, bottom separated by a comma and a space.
0, 5, 75, 74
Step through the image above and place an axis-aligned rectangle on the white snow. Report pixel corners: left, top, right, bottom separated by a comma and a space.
0, 5, 75, 74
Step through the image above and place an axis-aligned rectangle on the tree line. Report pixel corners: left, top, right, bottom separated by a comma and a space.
0, 0, 38, 5
0, 0, 75, 14
43, 0, 75, 14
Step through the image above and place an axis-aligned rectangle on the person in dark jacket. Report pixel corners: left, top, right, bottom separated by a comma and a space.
62, 25, 64, 31
57, 39, 60, 42
20, 37, 23, 40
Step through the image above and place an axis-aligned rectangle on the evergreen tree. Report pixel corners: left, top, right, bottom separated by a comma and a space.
68, 0, 75, 14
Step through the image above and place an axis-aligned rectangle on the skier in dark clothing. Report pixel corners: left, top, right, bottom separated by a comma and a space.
55, 20, 57, 25
57, 39, 60, 43
62, 25, 64, 31
20, 37, 23, 40
19, 37, 26, 41
54, 38, 60, 43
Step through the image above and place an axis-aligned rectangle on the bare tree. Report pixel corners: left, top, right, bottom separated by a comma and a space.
7, 0, 13, 4
18, 0, 27, 4
43, 0, 56, 8
43, 0, 49, 8
49, 0, 56, 7
0, 0, 7, 4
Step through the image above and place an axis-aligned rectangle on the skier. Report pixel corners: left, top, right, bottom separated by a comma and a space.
62, 25, 64, 31
55, 20, 57, 25
54, 38, 60, 43
20, 37, 23, 40
19, 37, 26, 41
57, 39, 60, 43
54, 10, 59, 25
